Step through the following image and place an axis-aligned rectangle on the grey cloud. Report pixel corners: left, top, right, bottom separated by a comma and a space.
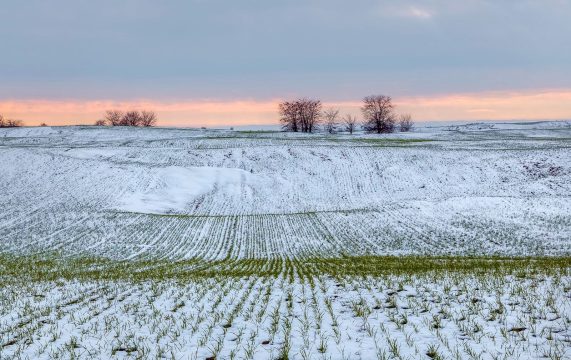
1, 0, 570, 100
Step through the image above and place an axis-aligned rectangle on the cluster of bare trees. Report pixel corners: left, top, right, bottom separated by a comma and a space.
0, 114, 23, 128
362, 95, 414, 133
361, 95, 396, 133
278, 98, 322, 133
96, 110, 157, 127
322, 110, 359, 134
278, 95, 413, 134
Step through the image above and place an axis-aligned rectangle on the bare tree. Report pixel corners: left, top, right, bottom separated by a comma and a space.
299, 98, 321, 133
323, 108, 339, 134
121, 111, 142, 126
105, 110, 124, 126
94, 119, 106, 126
278, 98, 322, 133
361, 95, 396, 133
140, 110, 157, 127
343, 114, 358, 134
40, 122, 48, 127
0, 114, 4, 128
398, 113, 414, 132
279, 100, 299, 132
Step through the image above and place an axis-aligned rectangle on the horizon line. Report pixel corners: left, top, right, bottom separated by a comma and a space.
1, 88, 571, 127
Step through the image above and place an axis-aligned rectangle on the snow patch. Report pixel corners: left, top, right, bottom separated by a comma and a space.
118, 166, 255, 214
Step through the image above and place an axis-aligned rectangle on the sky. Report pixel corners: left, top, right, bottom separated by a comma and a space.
1, 0, 570, 126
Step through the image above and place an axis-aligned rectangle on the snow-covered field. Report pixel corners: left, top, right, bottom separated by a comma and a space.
1, 121, 570, 359
1, 121, 570, 259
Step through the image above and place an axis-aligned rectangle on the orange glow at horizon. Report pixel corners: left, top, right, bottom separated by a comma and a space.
1, 89, 570, 127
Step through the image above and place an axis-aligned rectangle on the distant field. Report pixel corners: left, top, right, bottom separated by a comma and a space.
0, 122, 570, 359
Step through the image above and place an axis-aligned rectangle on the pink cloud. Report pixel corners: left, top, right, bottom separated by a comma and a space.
395, 89, 571, 121
1, 89, 570, 127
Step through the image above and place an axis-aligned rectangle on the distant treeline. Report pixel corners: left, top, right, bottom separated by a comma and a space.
279, 95, 413, 134
95, 110, 157, 127
0, 114, 24, 128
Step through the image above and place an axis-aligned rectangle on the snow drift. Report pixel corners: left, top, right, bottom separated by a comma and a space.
118, 166, 259, 214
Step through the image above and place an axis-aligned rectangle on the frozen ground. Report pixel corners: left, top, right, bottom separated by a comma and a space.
1, 121, 570, 359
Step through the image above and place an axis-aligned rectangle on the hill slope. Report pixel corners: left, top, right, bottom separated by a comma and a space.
1, 122, 570, 259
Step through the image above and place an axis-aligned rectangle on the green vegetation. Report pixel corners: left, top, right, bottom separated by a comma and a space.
2, 254, 569, 359
350, 138, 434, 144
1, 254, 568, 284
236, 130, 281, 134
